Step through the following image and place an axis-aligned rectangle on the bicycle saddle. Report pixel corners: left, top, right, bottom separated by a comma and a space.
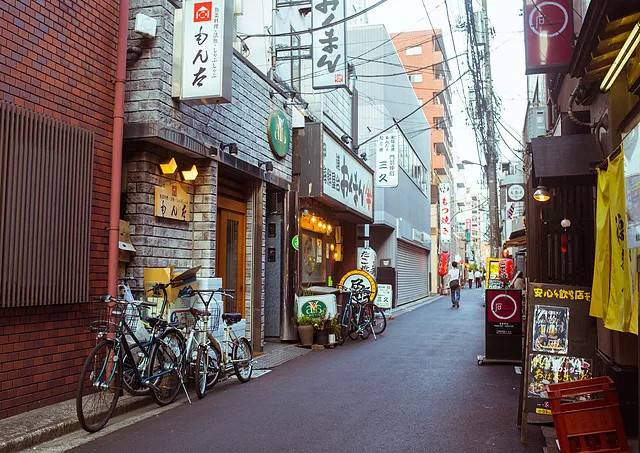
222, 313, 242, 325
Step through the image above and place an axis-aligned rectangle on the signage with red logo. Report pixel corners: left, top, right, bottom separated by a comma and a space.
523, 0, 574, 74
438, 252, 450, 277
486, 290, 522, 325
193, 2, 213, 22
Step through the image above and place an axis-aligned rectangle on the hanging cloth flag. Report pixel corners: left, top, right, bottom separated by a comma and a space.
591, 153, 638, 334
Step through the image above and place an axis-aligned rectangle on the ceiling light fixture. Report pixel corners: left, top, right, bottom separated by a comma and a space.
601, 21, 640, 92
533, 185, 551, 203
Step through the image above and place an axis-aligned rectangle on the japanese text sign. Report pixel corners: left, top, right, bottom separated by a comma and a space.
154, 182, 191, 222
357, 246, 377, 277
375, 132, 399, 188
322, 132, 373, 219
439, 183, 451, 243
178, 0, 232, 103
312, 0, 348, 89
524, 0, 574, 74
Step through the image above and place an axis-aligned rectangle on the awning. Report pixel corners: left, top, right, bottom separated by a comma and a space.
504, 228, 526, 249
531, 135, 602, 178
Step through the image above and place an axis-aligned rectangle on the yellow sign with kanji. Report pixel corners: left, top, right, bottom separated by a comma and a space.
154, 182, 191, 222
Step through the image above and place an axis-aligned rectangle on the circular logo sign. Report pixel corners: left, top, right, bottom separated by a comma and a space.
291, 234, 299, 251
267, 110, 291, 159
490, 294, 518, 321
301, 300, 328, 318
339, 269, 378, 302
528, 1, 569, 38
507, 184, 525, 202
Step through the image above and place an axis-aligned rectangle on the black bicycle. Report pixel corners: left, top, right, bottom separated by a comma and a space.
76, 281, 186, 433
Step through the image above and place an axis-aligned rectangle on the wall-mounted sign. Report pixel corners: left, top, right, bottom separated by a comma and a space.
322, 133, 373, 218
311, 0, 348, 89
339, 269, 377, 302
524, 0, 574, 74
291, 234, 300, 251
439, 183, 451, 243
357, 247, 377, 277
375, 132, 399, 188
267, 110, 291, 159
154, 182, 191, 221
175, 0, 233, 103
506, 184, 525, 202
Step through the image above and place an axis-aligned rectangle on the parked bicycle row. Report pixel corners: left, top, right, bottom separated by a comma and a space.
76, 274, 252, 433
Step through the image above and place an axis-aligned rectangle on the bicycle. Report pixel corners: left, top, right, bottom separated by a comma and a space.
335, 286, 387, 344
215, 307, 254, 384
76, 281, 187, 433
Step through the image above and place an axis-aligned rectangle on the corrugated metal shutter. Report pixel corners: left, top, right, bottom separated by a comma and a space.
0, 102, 93, 307
396, 240, 429, 305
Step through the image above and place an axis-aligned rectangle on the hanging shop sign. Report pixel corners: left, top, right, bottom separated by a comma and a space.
322, 132, 374, 218
175, 0, 233, 103
438, 252, 449, 277
154, 182, 191, 222
375, 284, 393, 309
484, 289, 523, 362
339, 269, 377, 302
311, 0, 348, 90
522, 283, 596, 417
524, 0, 574, 75
375, 131, 399, 188
506, 184, 525, 202
439, 183, 451, 243
357, 247, 377, 277
267, 109, 291, 159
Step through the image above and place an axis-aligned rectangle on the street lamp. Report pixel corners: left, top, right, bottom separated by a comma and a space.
460, 160, 484, 167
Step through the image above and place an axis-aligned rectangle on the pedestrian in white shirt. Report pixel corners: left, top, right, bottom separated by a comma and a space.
474, 269, 483, 288
448, 262, 461, 308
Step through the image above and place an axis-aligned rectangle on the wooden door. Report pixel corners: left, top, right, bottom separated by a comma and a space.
217, 198, 246, 316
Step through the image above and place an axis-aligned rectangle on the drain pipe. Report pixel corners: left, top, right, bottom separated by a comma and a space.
107, 0, 129, 296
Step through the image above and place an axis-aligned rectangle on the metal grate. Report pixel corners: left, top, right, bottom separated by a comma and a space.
0, 102, 94, 307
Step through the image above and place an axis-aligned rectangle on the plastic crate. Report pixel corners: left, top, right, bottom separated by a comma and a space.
546, 377, 629, 452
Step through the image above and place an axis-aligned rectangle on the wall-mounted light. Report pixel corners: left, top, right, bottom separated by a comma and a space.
259, 160, 274, 173
219, 142, 239, 156
181, 164, 198, 181
209, 145, 218, 157
159, 157, 177, 175
533, 185, 551, 203
600, 22, 640, 92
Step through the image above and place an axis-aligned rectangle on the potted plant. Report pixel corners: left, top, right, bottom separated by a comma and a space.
327, 316, 340, 347
314, 317, 329, 346
297, 315, 315, 346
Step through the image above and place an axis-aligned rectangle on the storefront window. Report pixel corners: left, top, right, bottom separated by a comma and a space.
301, 231, 326, 283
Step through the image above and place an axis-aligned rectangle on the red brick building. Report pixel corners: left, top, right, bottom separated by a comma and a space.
0, 1, 119, 418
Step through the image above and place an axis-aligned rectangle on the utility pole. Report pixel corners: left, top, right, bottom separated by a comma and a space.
480, 0, 501, 257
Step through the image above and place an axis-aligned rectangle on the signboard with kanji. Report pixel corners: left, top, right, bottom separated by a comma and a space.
522, 283, 596, 416
375, 132, 399, 188
439, 183, 451, 243
154, 182, 191, 222
311, 0, 348, 89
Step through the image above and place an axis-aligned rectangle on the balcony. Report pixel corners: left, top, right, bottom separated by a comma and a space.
434, 141, 453, 169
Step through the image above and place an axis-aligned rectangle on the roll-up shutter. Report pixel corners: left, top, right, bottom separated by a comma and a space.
396, 241, 430, 305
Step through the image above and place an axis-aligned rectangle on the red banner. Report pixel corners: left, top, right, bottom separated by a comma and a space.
524, 0, 574, 74
438, 252, 449, 277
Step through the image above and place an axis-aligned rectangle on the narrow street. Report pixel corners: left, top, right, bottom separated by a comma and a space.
68, 289, 540, 453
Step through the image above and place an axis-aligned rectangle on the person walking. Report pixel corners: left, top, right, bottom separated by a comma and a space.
467, 269, 473, 289
474, 269, 483, 288
448, 262, 461, 308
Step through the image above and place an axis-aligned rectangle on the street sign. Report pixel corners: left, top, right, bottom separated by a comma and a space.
483, 289, 523, 362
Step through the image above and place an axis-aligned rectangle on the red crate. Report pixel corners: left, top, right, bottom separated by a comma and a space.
546, 377, 629, 452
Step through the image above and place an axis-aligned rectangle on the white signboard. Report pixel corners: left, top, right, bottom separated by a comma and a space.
375, 284, 393, 309
178, 0, 232, 103
322, 133, 374, 218
357, 247, 377, 277
311, 0, 348, 89
439, 183, 451, 243
375, 132, 399, 188
507, 184, 526, 203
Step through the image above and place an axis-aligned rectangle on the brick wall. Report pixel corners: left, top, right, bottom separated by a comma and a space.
0, 0, 118, 418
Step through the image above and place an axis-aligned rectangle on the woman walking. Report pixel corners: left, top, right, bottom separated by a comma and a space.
448, 262, 461, 308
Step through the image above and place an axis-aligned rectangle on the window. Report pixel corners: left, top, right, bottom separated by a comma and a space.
433, 93, 441, 104
417, 98, 424, 105
409, 73, 423, 83
434, 116, 445, 130
405, 45, 422, 56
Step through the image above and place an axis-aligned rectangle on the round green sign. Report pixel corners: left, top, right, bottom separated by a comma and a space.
291, 234, 300, 251
301, 300, 328, 318
267, 110, 291, 159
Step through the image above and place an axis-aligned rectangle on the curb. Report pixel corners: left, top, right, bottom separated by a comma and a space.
388, 294, 444, 319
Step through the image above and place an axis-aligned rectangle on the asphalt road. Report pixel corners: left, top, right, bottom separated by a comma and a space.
71, 288, 542, 453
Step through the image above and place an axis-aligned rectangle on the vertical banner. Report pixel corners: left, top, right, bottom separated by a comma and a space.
375, 132, 399, 188
312, 0, 348, 89
357, 246, 377, 277
523, 0, 574, 74
179, 0, 232, 103
439, 183, 451, 243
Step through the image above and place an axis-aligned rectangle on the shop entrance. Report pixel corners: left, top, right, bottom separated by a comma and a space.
264, 190, 284, 339
217, 196, 246, 316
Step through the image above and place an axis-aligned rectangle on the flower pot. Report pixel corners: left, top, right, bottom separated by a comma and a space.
315, 329, 328, 346
298, 325, 314, 346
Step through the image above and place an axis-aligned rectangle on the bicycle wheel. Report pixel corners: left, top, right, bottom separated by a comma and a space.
349, 309, 360, 340
232, 338, 253, 383
148, 329, 184, 406
372, 305, 387, 335
195, 345, 209, 399
76, 340, 122, 433
336, 305, 351, 346
205, 338, 221, 389
122, 342, 150, 397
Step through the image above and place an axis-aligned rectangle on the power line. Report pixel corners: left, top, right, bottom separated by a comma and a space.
357, 51, 466, 78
